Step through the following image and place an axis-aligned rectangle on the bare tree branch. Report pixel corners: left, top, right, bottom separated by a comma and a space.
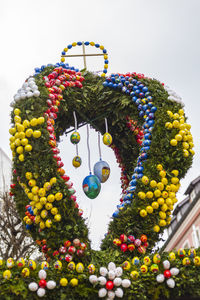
0, 192, 39, 260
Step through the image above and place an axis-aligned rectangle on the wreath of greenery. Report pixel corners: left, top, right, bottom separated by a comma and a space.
3, 61, 199, 300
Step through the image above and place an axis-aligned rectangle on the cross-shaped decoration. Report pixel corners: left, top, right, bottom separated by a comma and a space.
61, 41, 108, 71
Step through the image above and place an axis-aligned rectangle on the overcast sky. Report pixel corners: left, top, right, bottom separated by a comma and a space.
1, 0, 200, 249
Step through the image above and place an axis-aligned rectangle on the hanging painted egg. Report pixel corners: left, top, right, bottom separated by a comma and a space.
82, 175, 101, 199
72, 156, 82, 168
70, 131, 80, 144
103, 132, 112, 146
93, 160, 110, 183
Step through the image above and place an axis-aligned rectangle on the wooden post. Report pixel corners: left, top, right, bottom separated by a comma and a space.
82, 42, 87, 70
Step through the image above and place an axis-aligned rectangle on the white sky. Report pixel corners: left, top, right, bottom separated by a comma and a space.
1, 0, 200, 249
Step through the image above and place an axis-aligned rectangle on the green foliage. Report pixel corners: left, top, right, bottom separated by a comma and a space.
7, 67, 195, 299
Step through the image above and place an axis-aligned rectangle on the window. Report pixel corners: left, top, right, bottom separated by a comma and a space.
182, 240, 190, 249
190, 189, 196, 201
168, 226, 172, 236
177, 211, 182, 222
192, 226, 200, 248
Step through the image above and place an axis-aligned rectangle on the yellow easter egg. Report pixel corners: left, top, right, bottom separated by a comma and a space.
55, 192, 63, 201
41, 261, 49, 270
30, 118, 38, 127
25, 144, 32, 152
103, 132, 112, 146
140, 265, 148, 273
70, 278, 78, 287
130, 270, 139, 280
45, 219, 52, 228
21, 267, 30, 277
60, 278, 68, 286
54, 214, 61, 222
3, 270, 12, 279
33, 130, 41, 138
17, 257, 25, 268
168, 252, 176, 261
28, 260, 36, 270
76, 263, 84, 273
153, 225, 160, 233
142, 176, 149, 185
140, 209, 147, 217
153, 253, 161, 264
7, 258, 14, 268
54, 260, 62, 270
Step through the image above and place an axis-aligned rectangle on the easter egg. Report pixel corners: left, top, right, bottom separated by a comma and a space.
76, 263, 84, 273
113, 238, 121, 246
93, 160, 110, 183
0, 259, 3, 267
7, 258, 14, 268
168, 252, 176, 261
41, 261, 49, 270
178, 248, 186, 257
142, 176, 149, 185
103, 132, 112, 146
134, 239, 141, 247
60, 278, 68, 286
140, 234, 148, 243
68, 261, 75, 270
188, 248, 196, 258
194, 256, 200, 266
143, 256, 151, 266
88, 264, 95, 274
122, 261, 131, 270
54, 260, 62, 270
22, 267, 30, 277
153, 253, 161, 264
82, 175, 101, 199
72, 156, 82, 168
140, 264, 148, 273
164, 270, 171, 278
70, 131, 80, 144
17, 257, 25, 268
138, 246, 146, 254
70, 278, 78, 287
132, 257, 140, 265
128, 243, 135, 252
65, 254, 73, 262
28, 259, 36, 270
130, 270, 139, 280
182, 257, 191, 265
163, 260, 170, 270
3, 270, 12, 279
150, 264, 159, 273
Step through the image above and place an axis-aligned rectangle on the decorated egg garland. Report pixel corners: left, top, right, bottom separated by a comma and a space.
5, 41, 197, 299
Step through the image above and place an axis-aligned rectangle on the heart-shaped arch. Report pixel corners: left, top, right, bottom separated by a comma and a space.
10, 64, 193, 256
8, 61, 197, 300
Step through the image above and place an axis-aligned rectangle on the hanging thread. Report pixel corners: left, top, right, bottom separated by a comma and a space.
73, 111, 78, 131
105, 117, 108, 133
73, 111, 79, 156
98, 132, 102, 161
87, 124, 92, 174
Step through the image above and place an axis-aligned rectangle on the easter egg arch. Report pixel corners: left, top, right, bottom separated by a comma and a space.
6, 43, 199, 300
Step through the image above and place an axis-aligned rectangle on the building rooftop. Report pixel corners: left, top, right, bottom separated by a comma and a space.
185, 176, 200, 195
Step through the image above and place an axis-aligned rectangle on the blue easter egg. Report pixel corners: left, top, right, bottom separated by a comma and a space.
93, 160, 110, 183
82, 175, 101, 199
